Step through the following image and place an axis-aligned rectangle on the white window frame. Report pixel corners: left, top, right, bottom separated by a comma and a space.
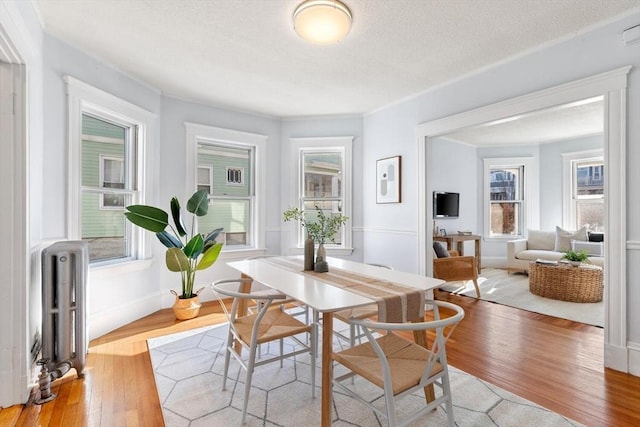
562, 149, 604, 230
99, 154, 125, 209
185, 122, 266, 253
66, 76, 157, 266
483, 157, 537, 240
287, 137, 353, 255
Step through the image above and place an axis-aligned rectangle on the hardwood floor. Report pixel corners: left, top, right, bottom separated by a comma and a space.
2, 289, 640, 426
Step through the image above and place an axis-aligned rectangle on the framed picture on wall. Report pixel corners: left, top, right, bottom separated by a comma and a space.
376, 156, 401, 203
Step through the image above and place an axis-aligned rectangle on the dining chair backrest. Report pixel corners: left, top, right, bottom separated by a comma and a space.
333, 299, 465, 427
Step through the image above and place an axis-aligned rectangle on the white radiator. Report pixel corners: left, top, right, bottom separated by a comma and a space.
41, 241, 88, 378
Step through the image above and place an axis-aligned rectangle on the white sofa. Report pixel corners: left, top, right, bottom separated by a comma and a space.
507, 228, 604, 273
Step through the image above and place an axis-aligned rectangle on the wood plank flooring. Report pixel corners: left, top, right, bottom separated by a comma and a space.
2, 287, 640, 426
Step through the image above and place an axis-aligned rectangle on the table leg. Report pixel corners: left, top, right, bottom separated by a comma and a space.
322, 312, 333, 427
456, 241, 464, 256
412, 322, 436, 403
475, 238, 481, 273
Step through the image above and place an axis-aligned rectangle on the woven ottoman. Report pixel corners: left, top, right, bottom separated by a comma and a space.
528, 262, 603, 303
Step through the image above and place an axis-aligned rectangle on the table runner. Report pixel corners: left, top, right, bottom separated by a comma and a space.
263, 258, 425, 323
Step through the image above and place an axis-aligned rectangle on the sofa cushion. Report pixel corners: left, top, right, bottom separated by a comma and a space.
433, 241, 450, 258
554, 226, 587, 252
515, 250, 564, 262
527, 229, 555, 251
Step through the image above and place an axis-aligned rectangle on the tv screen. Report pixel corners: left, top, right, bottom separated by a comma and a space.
433, 192, 459, 218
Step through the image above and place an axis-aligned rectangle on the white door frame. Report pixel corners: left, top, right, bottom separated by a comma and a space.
417, 66, 630, 373
0, 29, 29, 405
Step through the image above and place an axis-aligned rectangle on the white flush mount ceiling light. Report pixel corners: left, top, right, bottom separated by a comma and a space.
293, 0, 352, 44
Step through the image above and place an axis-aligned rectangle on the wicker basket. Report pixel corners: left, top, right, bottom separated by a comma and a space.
529, 262, 603, 303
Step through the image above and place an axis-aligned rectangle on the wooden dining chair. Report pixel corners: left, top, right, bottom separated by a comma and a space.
212, 278, 316, 425
332, 300, 465, 427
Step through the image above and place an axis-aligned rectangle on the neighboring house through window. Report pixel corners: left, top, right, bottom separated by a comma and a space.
288, 137, 353, 253
562, 149, 604, 232
483, 157, 537, 239
186, 123, 266, 250
66, 76, 155, 264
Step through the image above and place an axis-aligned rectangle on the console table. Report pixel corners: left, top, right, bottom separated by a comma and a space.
434, 234, 482, 273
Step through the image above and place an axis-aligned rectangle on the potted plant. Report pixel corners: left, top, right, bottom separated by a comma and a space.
283, 205, 348, 272
125, 189, 223, 319
561, 249, 591, 266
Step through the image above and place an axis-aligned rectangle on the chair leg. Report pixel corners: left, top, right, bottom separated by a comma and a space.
242, 345, 258, 425
310, 323, 316, 398
222, 330, 233, 391
472, 279, 481, 298
280, 338, 284, 368
441, 368, 455, 427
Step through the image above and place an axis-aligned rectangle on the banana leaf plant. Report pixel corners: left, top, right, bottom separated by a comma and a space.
124, 189, 223, 299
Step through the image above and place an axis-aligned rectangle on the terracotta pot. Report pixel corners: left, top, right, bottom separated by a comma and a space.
171, 290, 202, 320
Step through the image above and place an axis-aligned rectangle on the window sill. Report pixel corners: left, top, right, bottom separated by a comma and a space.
89, 258, 154, 276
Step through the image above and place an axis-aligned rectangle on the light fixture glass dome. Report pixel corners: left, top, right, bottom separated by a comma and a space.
293, 0, 352, 44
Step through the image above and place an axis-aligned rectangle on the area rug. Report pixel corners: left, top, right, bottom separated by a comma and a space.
148, 322, 582, 426
438, 268, 603, 327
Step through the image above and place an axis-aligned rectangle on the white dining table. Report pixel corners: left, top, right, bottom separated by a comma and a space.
226, 256, 445, 427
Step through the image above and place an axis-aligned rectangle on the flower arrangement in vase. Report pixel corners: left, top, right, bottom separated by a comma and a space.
283, 205, 348, 272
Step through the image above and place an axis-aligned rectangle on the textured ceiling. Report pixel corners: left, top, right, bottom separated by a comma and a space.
34, 0, 640, 120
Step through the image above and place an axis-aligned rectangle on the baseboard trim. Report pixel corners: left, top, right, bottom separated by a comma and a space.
604, 342, 629, 373
628, 342, 640, 376
88, 291, 163, 340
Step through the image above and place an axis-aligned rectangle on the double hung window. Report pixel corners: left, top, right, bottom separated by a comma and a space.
563, 150, 604, 232
186, 123, 266, 251
289, 137, 353, 252
67, 77, 154, 264
484, 157, 535, 238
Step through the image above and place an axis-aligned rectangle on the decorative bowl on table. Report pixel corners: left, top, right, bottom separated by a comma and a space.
458, 230, 472, 235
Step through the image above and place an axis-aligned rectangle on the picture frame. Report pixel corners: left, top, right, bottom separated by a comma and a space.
376, 156, 401, 203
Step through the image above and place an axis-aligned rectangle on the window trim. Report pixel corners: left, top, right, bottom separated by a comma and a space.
66, 76, 157, 266
483, 157, 537, 241
185, 122, 266, 252
562, 149, 603, 229
287, 136, 353, 255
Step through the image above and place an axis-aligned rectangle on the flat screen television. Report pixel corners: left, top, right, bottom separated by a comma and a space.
433, 191, 459, 218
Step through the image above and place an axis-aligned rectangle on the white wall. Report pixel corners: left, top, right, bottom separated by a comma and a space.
430, 138, 478, 254
364, 11, 640, 371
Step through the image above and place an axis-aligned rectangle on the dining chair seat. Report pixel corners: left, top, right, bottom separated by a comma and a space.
234, 308, 312, 345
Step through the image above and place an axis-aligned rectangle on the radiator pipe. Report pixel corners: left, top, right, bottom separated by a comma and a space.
49, 359, 73, 380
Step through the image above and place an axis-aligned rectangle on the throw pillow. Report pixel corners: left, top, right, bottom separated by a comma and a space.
527, 229, 556, 250
554, 225, 588, 252
433, 241, 450, 258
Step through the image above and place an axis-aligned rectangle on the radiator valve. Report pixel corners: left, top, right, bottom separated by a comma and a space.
35, 358, 56, 404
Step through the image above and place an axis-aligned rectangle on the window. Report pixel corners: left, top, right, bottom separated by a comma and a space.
288, 137, 353, 253
100, 155, 125, 208
185, 123, 266, 251
67, 76, 156, 265
484, 157, 536, 239
563, 150, 604, 232
197, 166, 213, 194
226, 167, 244, 185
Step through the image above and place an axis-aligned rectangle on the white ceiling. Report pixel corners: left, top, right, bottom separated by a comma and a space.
34, 0, 639, 141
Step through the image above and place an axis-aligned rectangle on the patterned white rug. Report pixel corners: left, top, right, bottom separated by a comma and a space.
148, 322, 582, 426
438, 268, 603, 327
